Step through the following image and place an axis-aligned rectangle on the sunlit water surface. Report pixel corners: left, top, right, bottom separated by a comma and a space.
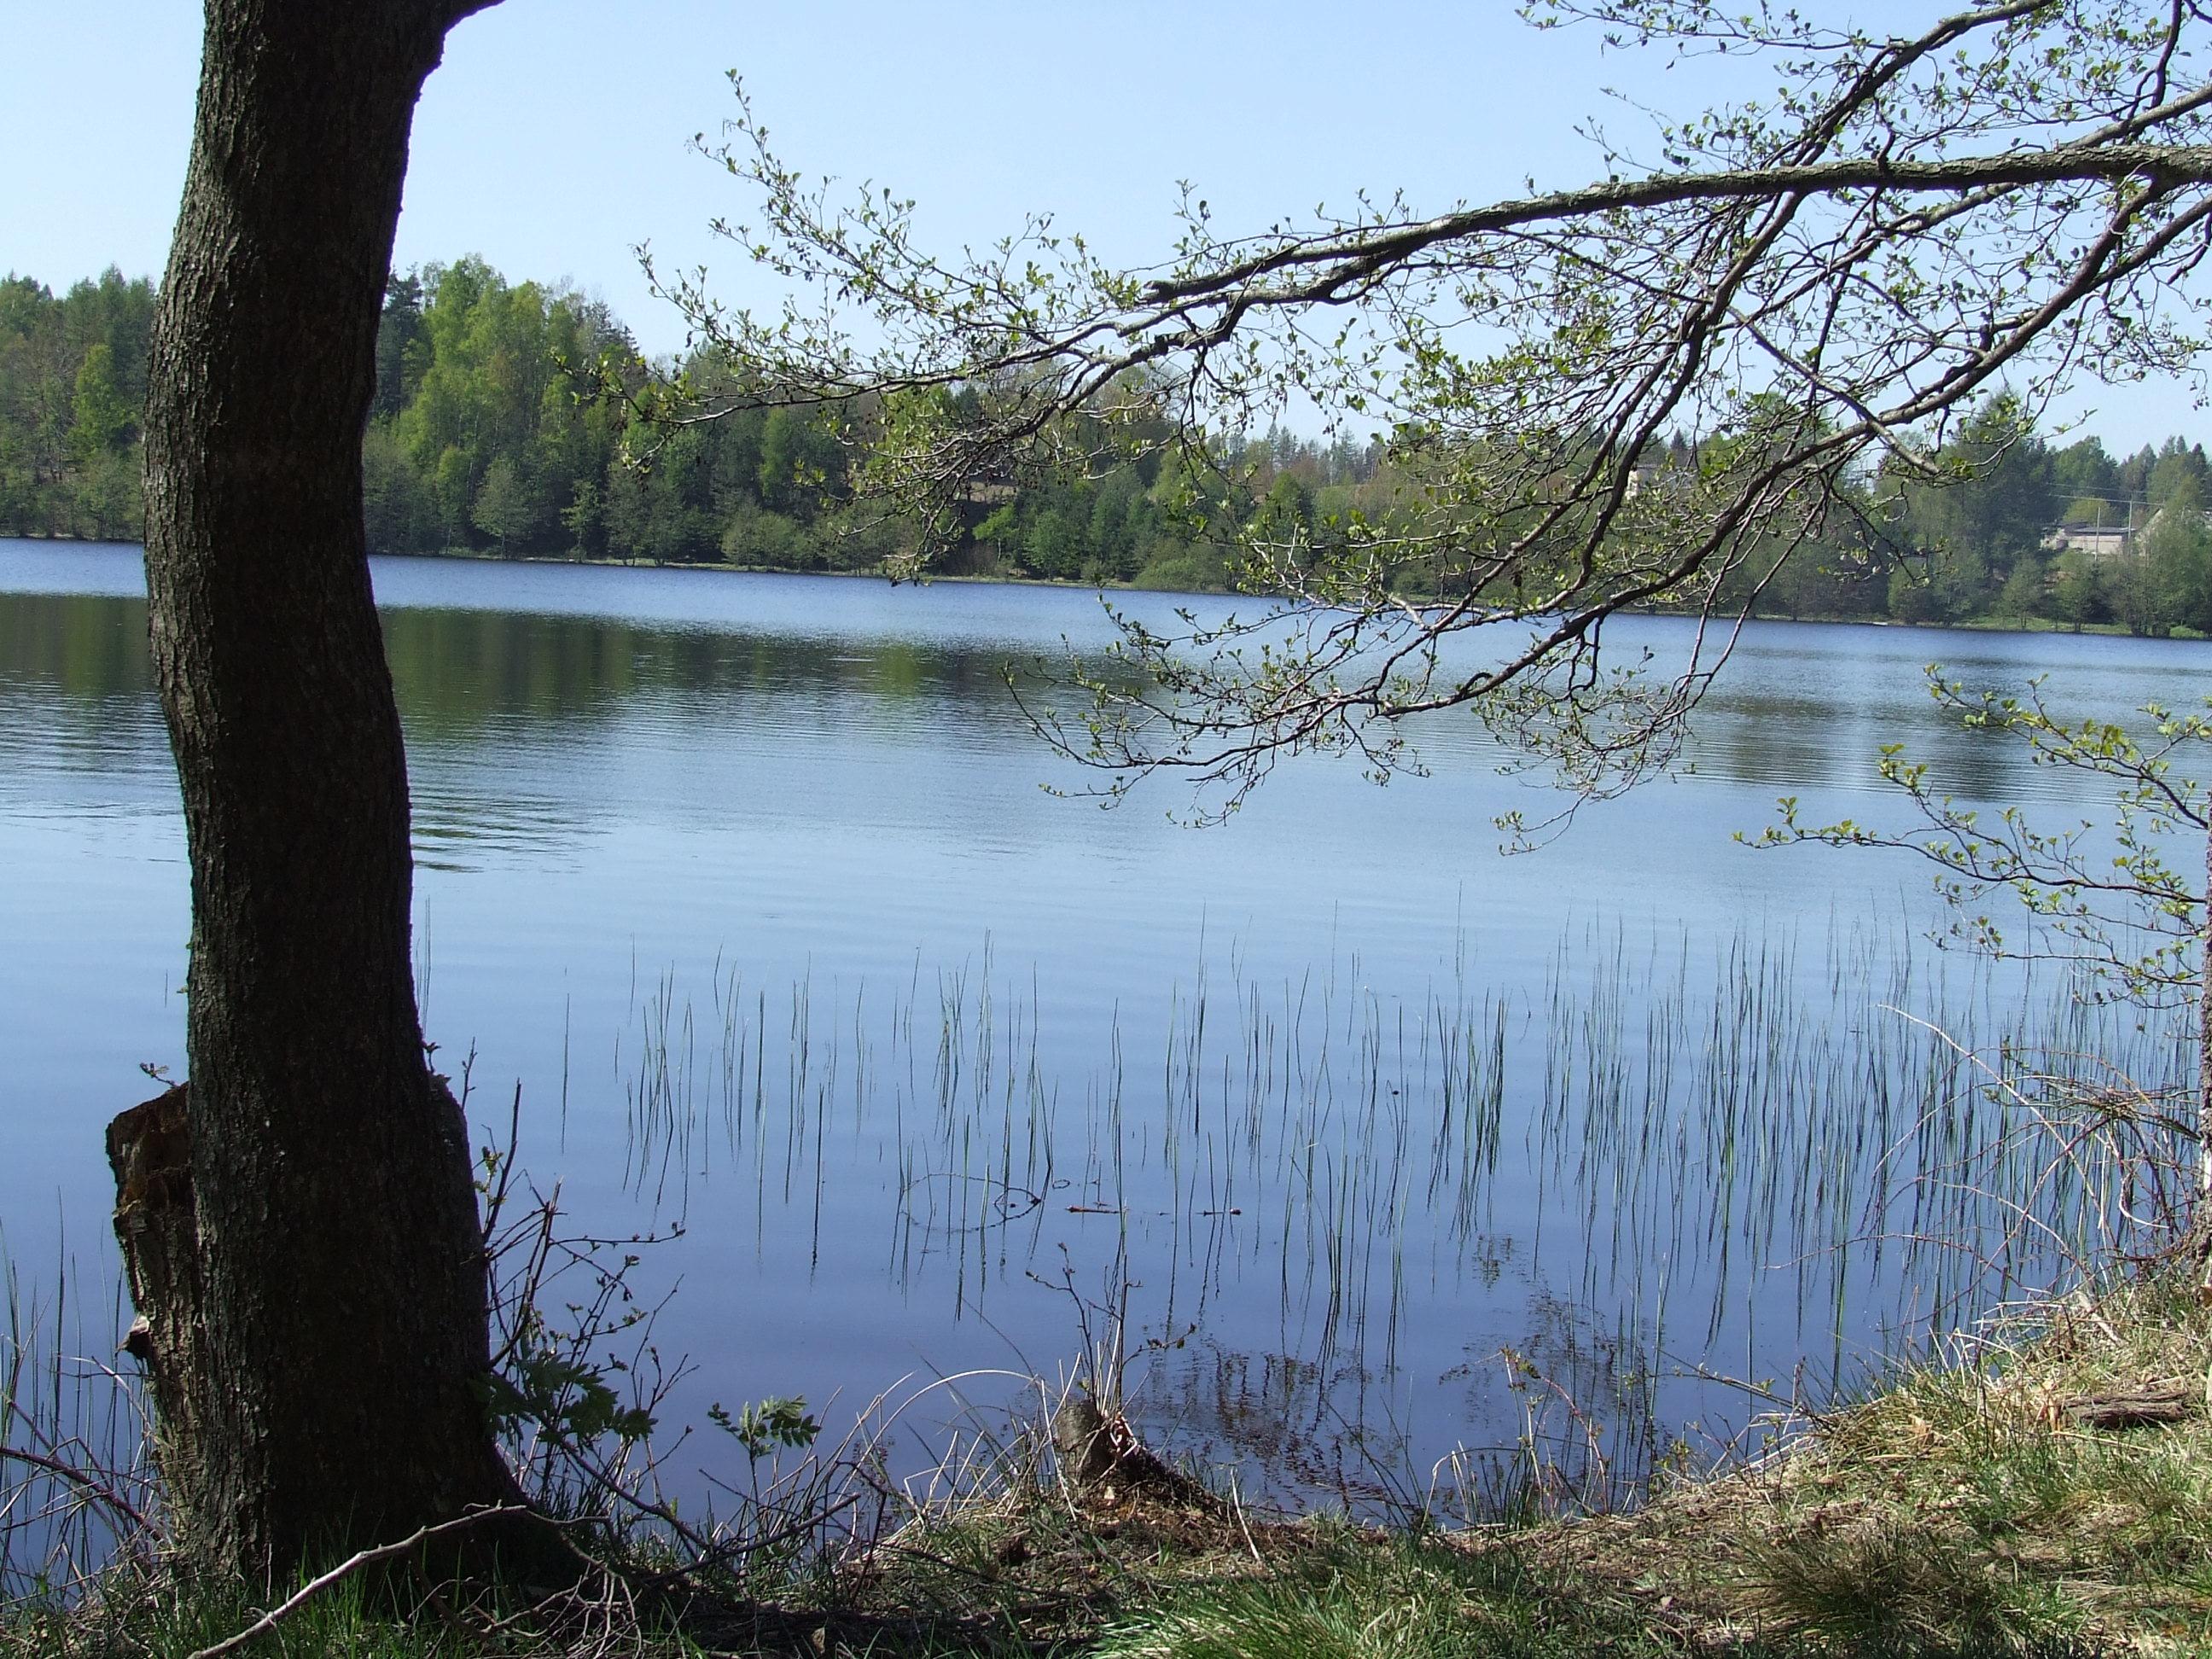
3, 539, 2203, 1513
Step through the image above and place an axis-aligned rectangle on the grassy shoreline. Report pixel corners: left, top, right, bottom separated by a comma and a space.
11, 1263, 2206, 1656
830, 1265, 2209, 1655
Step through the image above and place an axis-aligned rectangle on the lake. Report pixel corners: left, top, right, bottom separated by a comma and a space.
2, 538, 2202, 1515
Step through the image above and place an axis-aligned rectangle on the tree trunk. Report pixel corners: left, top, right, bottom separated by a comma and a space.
132, 0, 515, 1584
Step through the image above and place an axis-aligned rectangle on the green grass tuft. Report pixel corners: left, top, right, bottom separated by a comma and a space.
1091, 1537, 1675, 1659
1732, 1522, 2078, 1651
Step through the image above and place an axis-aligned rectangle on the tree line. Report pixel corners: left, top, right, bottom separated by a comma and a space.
0, 268, 155, 540
358, 255, 1389, 587
5, 259, 2211, 634
1699, 399, 2212, 636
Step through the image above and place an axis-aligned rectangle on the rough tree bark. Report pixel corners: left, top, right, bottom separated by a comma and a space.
117, 0, 519, 1583
2202, 820, 2211, 1250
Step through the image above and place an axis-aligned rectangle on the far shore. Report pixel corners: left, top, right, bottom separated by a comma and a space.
4, 528, 2202, 643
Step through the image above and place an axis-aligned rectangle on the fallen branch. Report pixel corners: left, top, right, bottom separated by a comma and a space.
2058, 1380, 2198, 1430
184, 1504, 527, 1659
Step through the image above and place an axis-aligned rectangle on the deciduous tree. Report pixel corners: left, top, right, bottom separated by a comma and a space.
129, 0, 528, 1584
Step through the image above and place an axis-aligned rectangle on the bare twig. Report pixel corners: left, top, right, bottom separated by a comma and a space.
183, 1504, 528, 1659
0, 1442, 150, 1533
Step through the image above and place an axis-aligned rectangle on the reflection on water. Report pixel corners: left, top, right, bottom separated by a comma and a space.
3, 539, 2206, 1514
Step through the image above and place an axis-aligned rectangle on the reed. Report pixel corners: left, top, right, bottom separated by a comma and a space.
0, 1242, 151, 1608
615, 914, 2194, 1512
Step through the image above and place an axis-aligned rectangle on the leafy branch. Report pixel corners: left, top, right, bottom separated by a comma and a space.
650, 2, 2212, 814
1749, 667, 2209, 1008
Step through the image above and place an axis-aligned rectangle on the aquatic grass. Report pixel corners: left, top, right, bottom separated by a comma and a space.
611, 914, 2196, 1514
0, 1243, 149, 1610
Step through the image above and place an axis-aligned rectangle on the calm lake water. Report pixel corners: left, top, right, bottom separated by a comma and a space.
3, 538, 2203, 1511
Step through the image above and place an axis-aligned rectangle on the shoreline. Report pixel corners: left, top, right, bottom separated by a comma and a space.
3, 531, 2197, 643
12, 1262, 2202, 1655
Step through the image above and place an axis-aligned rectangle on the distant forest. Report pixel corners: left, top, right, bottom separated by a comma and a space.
6, 260, 2212, 634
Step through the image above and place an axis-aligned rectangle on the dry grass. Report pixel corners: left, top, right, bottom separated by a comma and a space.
1499, 1267, 2212, 1656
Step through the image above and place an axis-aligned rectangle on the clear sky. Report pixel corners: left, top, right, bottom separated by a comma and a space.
3, 2, 2203, 451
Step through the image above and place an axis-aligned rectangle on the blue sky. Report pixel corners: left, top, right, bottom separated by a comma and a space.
4, 2, 2203, 451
